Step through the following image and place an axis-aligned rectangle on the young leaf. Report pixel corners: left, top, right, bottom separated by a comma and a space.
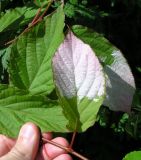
72, 25, 136, 113
9, 6, 64, 95
52, 31, 105, 132
0, 84, 68, 137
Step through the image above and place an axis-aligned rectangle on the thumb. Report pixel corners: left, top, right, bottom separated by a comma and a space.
1, 123, 40, 160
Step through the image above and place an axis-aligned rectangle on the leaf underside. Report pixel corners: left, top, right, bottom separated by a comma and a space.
72, 25, 136, 112
52, 31, 105, 132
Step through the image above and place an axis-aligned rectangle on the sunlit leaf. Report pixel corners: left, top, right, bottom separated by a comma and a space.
0, 84, 68, 137
52, 31, 105, 132
9, 6, 64, 95
72, 25, 136, 112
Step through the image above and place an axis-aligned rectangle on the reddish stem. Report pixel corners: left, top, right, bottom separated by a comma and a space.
69, 119, 78, 148
39, 0, 53, 20
70, 131, 77, 148
30, 8, 41, 25
42, 137, 89, 160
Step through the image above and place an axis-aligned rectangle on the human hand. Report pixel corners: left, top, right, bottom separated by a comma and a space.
0, 122, 72, 160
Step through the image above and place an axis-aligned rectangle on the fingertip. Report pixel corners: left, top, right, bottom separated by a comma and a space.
21, 122, 40, 134
17, 122, 40, 146
10, 122, 40, 159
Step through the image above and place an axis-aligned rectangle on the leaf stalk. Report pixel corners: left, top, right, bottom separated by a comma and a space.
42, 137, 89, 160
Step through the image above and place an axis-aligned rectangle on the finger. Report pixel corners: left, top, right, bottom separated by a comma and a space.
35, 133, 53, 160
1, 122, 40, 160
42, 132, 52, 141
53, 154, 72, 160
0, 135, 15, 157
42, 137, 70, 159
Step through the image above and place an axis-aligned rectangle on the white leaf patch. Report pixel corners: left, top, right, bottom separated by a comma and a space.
103, 50, 136, 112
52, 31, 105, 101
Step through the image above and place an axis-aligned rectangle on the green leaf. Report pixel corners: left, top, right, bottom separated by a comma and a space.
64, 2, 107, 20
9, 6, 65, 95
0, 46, 11, 70
0, 47, 11, 83
0, 6, 39, 33
69, 0, 78, 5
34, 0, 49, 7
123, 151, 141, 160
72, 25, 135, 113
72, 25, 114, 65
0, 84, 68, 137
52, 31, 105, 132
64, 2, 75, 18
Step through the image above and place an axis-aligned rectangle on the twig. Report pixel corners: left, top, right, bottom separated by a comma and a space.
30, 8, 42, 25
5, 27, 31, 45
5, 0, 54, 45
39, 0, 53, 20
42, 137, 89, 160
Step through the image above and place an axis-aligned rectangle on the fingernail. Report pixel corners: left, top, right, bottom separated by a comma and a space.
19, 125, 35, 143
